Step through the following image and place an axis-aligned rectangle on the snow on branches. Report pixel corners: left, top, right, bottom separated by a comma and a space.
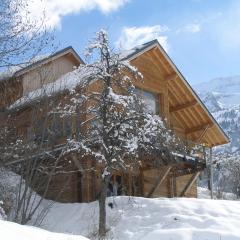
57, 29, 180, 177
54, 29, 183, 237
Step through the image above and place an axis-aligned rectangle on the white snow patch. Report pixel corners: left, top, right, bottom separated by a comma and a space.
198, 187, 237, 200
0, 219, 88, 240
39, 196, 240, 240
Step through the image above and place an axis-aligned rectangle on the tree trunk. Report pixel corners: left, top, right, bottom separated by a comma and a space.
98, 180, 107, 238
207, 167, 211, 191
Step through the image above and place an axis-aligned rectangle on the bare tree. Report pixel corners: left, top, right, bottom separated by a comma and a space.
0, 0, 55, 167
0, 93, 77, 225
59, 30, 181, 238
0, 0, 53, 70
214, 153, 240, 199
0, 0, 62, 226
0, 67, 72, 225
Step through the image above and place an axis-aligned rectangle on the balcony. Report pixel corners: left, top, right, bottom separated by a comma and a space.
171, 139, 209, 176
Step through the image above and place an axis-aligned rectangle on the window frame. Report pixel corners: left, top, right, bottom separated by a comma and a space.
135, 87, 161, 115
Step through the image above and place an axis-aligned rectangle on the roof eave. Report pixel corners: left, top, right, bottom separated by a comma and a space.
13, 46, 84, 78
124, 40, 229, 146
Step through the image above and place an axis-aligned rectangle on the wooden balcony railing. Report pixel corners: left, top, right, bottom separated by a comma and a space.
172, 139, 209, 169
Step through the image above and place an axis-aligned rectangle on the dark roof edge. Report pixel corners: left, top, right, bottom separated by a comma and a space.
13, 46, 84, 78
121, 39, 159, 61
124, 39, 230, 145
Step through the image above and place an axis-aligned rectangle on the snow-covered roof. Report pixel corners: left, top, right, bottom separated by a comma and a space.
0, 55, 50, 81
8, 65, 93, 110
120, 39, 158, 61
0, 47, 84, 82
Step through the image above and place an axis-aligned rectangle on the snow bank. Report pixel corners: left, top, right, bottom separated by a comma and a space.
198, 187, 237, 200
2, 170, 239, 239
39, 196, 240, 240
0, 219, 89, 240
0, 204, 6, 220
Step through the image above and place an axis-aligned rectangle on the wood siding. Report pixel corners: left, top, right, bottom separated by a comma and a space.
1, 46, 216, 203
143, 168, 197, 198
22, 55, 78, 95
131, 51, 186, 139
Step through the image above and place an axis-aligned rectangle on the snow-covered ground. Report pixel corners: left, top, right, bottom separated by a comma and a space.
0, 219, 89, 240
1, 191, 240, 239
1, 170, 239, 239
198, 187, 237, 200
37, 195, 240, 240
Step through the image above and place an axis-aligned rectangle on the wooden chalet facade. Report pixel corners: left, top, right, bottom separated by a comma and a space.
0, 40, 229, 203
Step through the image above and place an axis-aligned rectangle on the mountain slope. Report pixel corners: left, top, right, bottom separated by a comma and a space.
194, 76, 240, 154
195, 75, 240, 108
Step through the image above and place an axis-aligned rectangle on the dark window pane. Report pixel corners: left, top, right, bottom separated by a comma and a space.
135, 88, 160, 115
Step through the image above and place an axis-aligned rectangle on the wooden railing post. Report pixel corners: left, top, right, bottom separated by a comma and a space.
210, 147, 213, 199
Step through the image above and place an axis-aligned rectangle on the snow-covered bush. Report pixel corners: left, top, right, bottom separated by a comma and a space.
0, 201, 7, 220
0, 169, 19, 218
0, 168, 55, 225
214, 153, 240, 198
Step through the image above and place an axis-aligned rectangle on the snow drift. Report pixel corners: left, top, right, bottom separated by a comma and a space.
0, 219, 89, 240
39, 196, 240, 240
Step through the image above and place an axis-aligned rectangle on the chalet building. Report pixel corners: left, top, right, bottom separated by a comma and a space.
0, 40, 229, 202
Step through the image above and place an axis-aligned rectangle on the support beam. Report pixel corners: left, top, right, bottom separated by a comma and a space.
209, 147, 214, 199
196, 124, 210, 142
169, 176, 174, 198
180, 172, 200, 197
186, 123, 213, 135
165, 73, 178, 82
128, 172, 132, 196
173, 174, 177, 197
147, 166, 172, 198
170, 100, 198, 113
144, 52, 166, 76
152, 48, 170, 73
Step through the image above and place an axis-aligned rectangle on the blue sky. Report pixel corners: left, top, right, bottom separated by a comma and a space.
29, 0, 240, 85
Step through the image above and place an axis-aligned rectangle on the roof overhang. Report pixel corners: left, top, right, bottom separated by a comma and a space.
14, 46, 84, 78
123, 40, 229, 147
0, 46, 84, 83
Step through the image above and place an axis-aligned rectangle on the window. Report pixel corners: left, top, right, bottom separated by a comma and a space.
135, 88, 160, 115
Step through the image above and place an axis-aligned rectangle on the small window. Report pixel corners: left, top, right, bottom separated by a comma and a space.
135, 88, 160, 115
